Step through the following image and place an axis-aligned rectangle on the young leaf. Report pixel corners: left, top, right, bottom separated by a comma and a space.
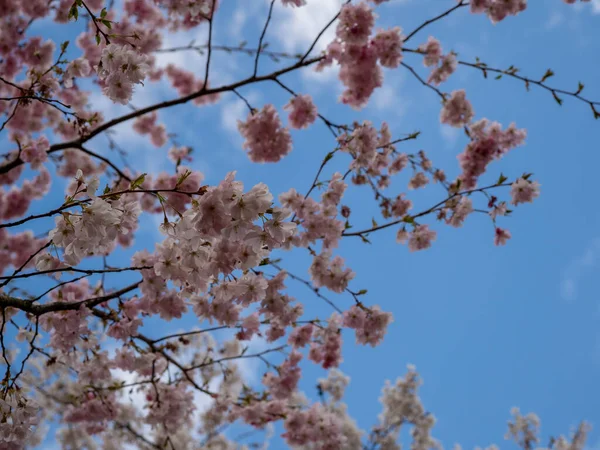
130, 173, 147, 190
541, 68, 554, 83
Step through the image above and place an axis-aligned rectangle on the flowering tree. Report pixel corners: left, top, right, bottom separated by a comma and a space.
0, 0, 597, 448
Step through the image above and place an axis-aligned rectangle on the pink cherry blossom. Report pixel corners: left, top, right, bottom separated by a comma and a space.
284, 94, 318, 129
372, 27, 403, 68
97, 44, 149, 103
408, 225, 437, 252
0, 2, 594, 448
510, 178, 540, 205
458, 120, 527, 189
494, 227, 511, 246
336, 3, 375, 45
441, 90, 475, 127
419, 36, 443, 67
428, 53, 458, 85
238, 104, 293, 163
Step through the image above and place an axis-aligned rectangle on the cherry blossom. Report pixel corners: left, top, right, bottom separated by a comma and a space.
510, 177, 541, 205
284, 94, 318, 129
441, 90, 475, 127
408, 225, 437, 252
97, 44, 149, 104
238, 105, 293, 163
0, 1, 593, 448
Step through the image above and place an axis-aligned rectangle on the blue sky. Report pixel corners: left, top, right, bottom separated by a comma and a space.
3, 0, 600, 448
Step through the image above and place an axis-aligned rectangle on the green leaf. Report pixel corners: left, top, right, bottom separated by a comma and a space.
68, 4, 79, 21
576, 82, 584, 95
175, 169, 191, 188
130, 173, 147, 190
495, 74, 502, 80
101, 19, 112, 29
100, 7, 107, 18
497, 173, 508, 185
323, 151, 334, 163
357, 289, 368, 295
60, 41, 70, 52
371, 218, 378, 228
541, 68, 554, 83
95, 34, 101, 45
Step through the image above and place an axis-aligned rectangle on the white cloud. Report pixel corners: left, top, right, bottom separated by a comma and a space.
302, 63, 339, 86
220, 91, 261, 138
371, 71, 407, 118
108, 338, 266, 437
439, 124, 460, 148
85, 90, 157, 171
155, 27, 209, 71
271, 0, 343, 53
560, 238, 600, 301
221, 97, 249, 135
569, 0, 600, 13
230, 9, 248, 41
373, 83, 398, 112
545, 11, 564, 29
155, 25, 240, 88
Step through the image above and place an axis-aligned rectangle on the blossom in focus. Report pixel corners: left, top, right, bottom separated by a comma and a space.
97, 44, 149, 104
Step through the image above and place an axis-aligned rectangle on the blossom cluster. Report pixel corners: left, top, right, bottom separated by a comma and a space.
97, 44, 150, 104
284, 94, 318, 129
238, 105, 293, 163
0, 0, 576, 447
0, 391, 39, 448
468, 0, 527, 23
317, 2, 403, 109
133, 112, 167, 147
458, 119, 527, 189
48, 171, 142, 265
0, 167, 51, 221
